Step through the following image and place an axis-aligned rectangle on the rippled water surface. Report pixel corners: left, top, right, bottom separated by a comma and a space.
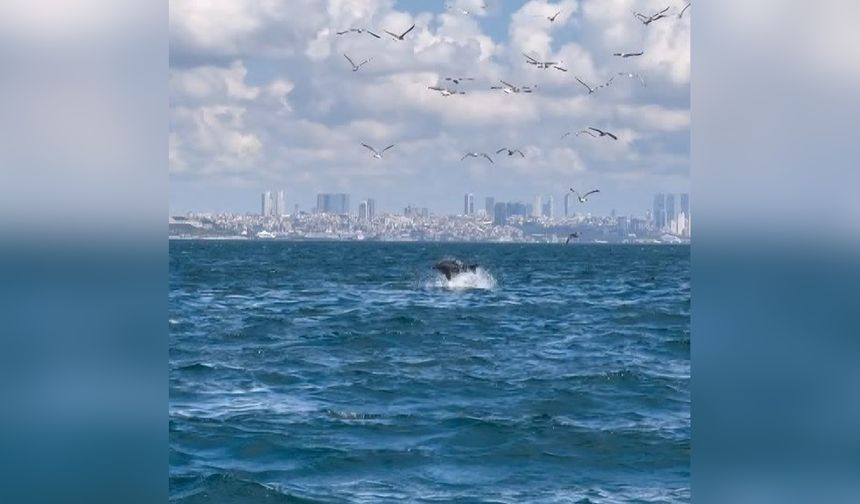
169, 241, 690, 503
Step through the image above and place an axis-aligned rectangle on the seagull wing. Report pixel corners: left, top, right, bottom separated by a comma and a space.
570, 188, 582, 198
481, 153, 494, 163
400, 24, 416, 38
461, 153, 474, 160
343, 54, 355, 66
583, 189, 600, 197
358, 57, 372, 67
337, 30, 349, 35
606, 132, 618, 140
428, 86, 444, 91
495, 148, 506, 154
630, 51, 644, 57
499, 79, 515, 88
514, 150, 525, 157
383, 30, 398, 39
554, 65, 567, 72
522, 52, 539, 63
588, 127, 603, 134
381, 144, 395, 153
679, 3, 691, 18
366, 30, 381, 38
657, 6, 671, 15
561, 132, 571, 139
574, 76, 592, 92
361, 143, 378, 155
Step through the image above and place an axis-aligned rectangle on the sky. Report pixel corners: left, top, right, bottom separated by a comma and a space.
169, 0, 690, 216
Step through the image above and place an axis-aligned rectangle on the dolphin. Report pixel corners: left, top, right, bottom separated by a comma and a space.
433, 259, 478, 280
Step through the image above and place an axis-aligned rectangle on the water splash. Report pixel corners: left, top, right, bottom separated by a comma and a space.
430, 267, 497, 290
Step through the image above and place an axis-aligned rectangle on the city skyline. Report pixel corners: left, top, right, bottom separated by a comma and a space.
169, 1, 690, 217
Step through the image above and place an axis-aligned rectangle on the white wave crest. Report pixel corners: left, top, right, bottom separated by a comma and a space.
430, 267, 497, 290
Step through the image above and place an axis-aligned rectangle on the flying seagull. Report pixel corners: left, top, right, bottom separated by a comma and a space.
384, 23, 416, 41
613, 51, 644, 58
632, 6, 670, 25
343, 54, 371, 72
428, 85, 465, 97
496, 147, 525, 158
570, 188, 600, 203
491, 79, 534, 94
575, 129, 598, 138
547, 10, 562, 22
587, 127, 618, 140
678, 2, 691, 19
336, 28, 381, 39
565, 232, 580, 244
362, 143, 395, 159
575, 75, 614, 94
523, 53, 567, 71
445, 77, 474, 85
617, 72, 647, 87
461, 152, 494, 163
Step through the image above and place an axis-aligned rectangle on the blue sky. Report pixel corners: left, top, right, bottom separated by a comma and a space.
170, 0, 689, 216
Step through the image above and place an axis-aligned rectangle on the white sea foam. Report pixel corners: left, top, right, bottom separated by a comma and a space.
430, 267, 497, 290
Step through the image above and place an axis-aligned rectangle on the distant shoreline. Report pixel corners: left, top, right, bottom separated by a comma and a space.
168, 236, 690, 245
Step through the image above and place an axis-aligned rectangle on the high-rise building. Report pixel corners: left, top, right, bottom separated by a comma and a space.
532, 195, 542, 217
261, 191, 273, 216
564, 192, 575, 217
464, 193, 475, 215
506, 202, 528, 217
358, 200, 368, 220
275, 190, 286, 216
653, 193, 666, 230
485, 197, 495, 216
493, 202, 507, 226
366, 198, 376, 220
680, 193, 690, 220
544, 195, 554, 219
316, 193, 350, 214
665, 194, 676, 231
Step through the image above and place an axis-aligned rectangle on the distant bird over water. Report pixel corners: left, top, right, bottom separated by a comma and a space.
613, 51, 644, 58
384, 23, 416, 41
343, 54, 371, 72
570, 188, 600, 203
336, 28, 381, 38
496, 147, 525, 158
362, 143, 395, 159
565, 232, 580, 244
461, 152, 494, 163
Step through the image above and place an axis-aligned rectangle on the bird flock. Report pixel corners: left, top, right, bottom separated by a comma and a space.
333, 2, 690, 220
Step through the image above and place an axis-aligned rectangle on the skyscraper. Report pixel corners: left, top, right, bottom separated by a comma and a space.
665, 194, 676, 231
275, 190, 286, 216
316, 193, 350, 214
464, 193, 475, 215
680, 193, 689, 219
564, 192, 574, 217
544, 195, 554, 219
485, 197, 495, 216
366, 198, 376, 220
653, 193, 666, 230
261, 191, 273, 216
532, 195, 542, 217
358, 200, 368, 220
493, 202, 507, 226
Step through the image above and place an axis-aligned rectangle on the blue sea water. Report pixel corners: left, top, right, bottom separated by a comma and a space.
169, 241, 690, 503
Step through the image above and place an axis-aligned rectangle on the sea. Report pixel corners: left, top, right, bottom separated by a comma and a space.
169, 241, 690, 503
